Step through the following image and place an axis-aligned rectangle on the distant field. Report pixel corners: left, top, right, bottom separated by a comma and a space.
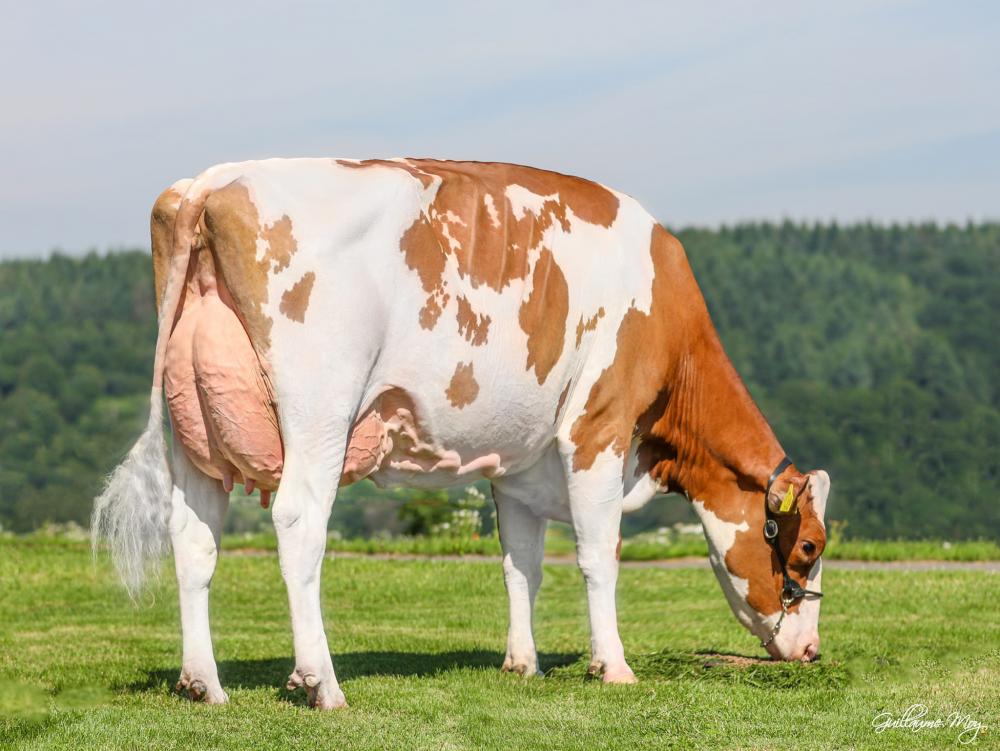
209, 531, 1000, 562
11, 528, 1000, 561
1, 538, 996, 750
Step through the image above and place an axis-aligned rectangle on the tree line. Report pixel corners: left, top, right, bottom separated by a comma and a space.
1, 221, 996, 539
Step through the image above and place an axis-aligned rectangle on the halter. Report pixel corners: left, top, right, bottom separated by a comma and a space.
759, 456, 823, 649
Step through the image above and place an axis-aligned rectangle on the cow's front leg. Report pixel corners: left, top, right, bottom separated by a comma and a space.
168, 439, 230, 704
494, 493, 547, 677
271, 449, 346, 709
560, 445, 636, 684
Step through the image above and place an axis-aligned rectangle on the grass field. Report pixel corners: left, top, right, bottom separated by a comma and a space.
212, 530, 1000, 562
1, 538, 997, 750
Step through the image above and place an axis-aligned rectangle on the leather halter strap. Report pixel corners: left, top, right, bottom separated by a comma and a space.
765, 456, 793, 501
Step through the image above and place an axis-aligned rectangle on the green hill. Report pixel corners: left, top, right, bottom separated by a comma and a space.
1, 222, 997, 538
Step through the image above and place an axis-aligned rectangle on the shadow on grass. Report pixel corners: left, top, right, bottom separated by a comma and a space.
130, 649, 583, 697
540, 648, 847, 690
128, 647, 845, 705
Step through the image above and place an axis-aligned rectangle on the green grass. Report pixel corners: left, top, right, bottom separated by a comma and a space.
1, 538, 997, 750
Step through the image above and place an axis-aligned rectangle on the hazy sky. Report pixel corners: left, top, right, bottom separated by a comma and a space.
2, 1, 998, 258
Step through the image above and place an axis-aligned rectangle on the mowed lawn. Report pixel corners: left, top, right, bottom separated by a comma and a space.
1, 539, 997, 750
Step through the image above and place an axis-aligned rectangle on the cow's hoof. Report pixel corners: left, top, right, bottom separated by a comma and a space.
286, 669, 348, 709
602, 665, 638, 684
587, 661, 637, 685
175, 672, 228, 704
501, 656, 543, 677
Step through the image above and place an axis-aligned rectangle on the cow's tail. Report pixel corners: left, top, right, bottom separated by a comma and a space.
92, 165, 242, 597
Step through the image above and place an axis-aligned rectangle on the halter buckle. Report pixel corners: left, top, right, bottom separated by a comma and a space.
763, 519, 779, 541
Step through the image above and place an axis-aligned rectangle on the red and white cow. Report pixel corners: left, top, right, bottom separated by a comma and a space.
94, 158, 829, 709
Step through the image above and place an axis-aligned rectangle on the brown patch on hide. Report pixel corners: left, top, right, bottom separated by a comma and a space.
201, 182, 299, 352
554, 381, 571, 424
400, 214, 449, 297
419, 292, 446, 330
575, 306, 605, 347
336, 158, 435, 189
342, 160, 618, 334
279, 271, 315, 323
455, 295, 491, 345
401, 159, 618, 295
150, 186, 186, 310
446, 361, 479, 409
518, 248, 568, 384
261, 215, 297, 273
409, 159, 619, 229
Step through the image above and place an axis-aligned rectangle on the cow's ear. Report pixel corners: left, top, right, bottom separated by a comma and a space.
808, 470, 831, 519
766, 473, 808, 515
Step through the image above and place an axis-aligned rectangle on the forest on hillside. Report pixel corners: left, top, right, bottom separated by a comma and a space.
0, 222, 997, 539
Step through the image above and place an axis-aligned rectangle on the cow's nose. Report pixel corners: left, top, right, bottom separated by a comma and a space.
801, 640, 820, 662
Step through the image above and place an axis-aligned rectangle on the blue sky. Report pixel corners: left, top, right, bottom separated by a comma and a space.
2, 1, 998, 257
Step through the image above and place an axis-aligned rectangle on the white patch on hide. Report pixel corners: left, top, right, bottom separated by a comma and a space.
482, 193, 501, 228
505, 184, 555, 220
692, 500, 755, 630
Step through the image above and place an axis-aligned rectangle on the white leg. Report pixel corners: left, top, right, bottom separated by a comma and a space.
168, 438, 230, 703
494, 493, 547, 676
271, 444, 347, 709
561, 448, 635, 684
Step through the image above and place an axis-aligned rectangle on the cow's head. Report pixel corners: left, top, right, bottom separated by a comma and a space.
693, 468, 830, 661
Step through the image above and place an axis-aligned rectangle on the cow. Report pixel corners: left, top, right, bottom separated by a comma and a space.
93, 158, 829, 709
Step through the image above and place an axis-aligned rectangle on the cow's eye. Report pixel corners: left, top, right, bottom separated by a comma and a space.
802, 540, 817, 556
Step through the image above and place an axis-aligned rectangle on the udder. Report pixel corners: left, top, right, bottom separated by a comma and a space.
164, 252, 283, 498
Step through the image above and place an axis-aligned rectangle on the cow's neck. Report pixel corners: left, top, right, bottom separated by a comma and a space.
639, 316, 786, 506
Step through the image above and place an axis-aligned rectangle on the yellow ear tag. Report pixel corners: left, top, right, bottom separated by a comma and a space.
779, 486, 797, 514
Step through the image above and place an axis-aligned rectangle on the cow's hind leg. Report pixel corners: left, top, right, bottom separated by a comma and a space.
493, 490, 547, 677
558, 440, 636, 684
168, 437, 230, 703
271, 438, 350, 709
